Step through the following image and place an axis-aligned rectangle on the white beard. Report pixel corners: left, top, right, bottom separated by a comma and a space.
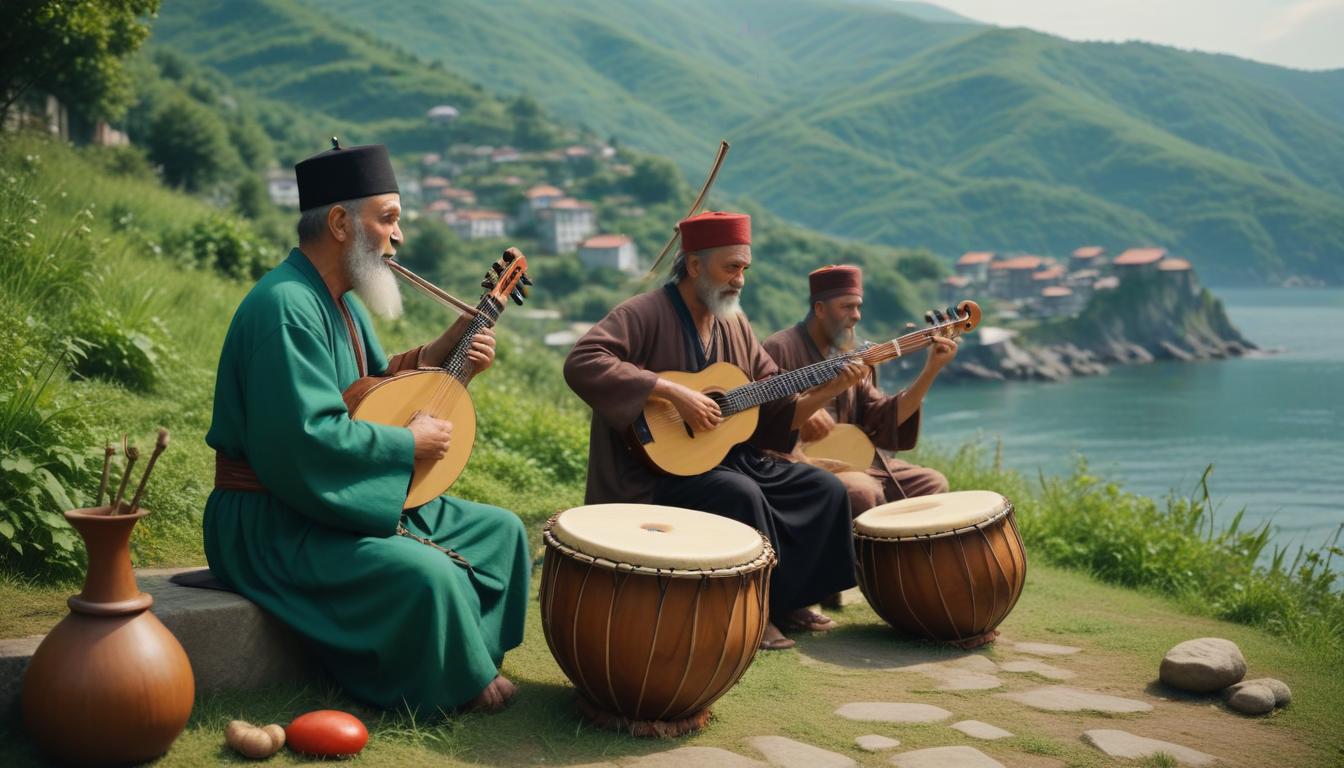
345, 224, 403, 320
694, 271, 742, 319
828, 323, 857, 352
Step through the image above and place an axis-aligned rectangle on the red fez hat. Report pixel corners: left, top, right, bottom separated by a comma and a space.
678, 211, 751, 253
809, 264, 863, 301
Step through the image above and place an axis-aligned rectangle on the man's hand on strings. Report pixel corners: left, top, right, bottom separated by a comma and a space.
924, 335, 958, 374
465, 327, 496, 373
408, 411, 453, 460
655, 380, 723, 433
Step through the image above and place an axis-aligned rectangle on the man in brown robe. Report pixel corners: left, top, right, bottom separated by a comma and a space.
763, 265, 957, 519
564, 212, 867, 650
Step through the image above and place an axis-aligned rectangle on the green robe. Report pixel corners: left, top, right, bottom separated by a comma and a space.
203, 248, 529, 713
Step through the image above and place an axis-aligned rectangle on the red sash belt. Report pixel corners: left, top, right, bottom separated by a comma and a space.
214, 453, 266, 492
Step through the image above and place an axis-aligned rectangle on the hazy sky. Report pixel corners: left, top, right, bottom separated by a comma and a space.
929, 0, 1344, 71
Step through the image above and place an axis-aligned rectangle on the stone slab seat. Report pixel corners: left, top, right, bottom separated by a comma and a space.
1, 567, 320, 718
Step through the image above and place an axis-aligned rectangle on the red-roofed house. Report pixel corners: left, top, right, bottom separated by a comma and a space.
1033, 266, 1066, 284
1070, 245, 1105, 271
422, 175, 451, 190
1159, 257, 1199, 293
1040, 285, 1081, 317
579, 234, 639, 274
941, 274, 971, 305
989, 255, 1045, 300
518, 184, 564, 223
1114, 247, 1166, 274
450, 210, 507, 241
955, 251, 994, 282
538, 198, 597, 253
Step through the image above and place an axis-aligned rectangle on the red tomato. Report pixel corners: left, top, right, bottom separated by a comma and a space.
285, 710, 369, 757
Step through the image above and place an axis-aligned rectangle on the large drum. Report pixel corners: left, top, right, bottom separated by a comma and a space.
540, 504, 775, 736
853, 491, 1026, 648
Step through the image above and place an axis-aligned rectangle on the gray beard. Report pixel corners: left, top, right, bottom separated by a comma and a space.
694, 271, 742, 319
828, 323, 856, 352
345, 225, 403, 320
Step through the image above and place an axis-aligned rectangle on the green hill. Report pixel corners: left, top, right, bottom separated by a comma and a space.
277, 0, 1344, 285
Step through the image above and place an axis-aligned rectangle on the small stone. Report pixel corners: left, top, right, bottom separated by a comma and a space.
890, 745, 1006, 767
1225, 683, 1276, 715
855, 735, 900, 752
951, 720, 1013, 740
1000, 685, 1153, 713
747, 736, 856, 768
1225, 677, 1291, 707
1159, 637, 1247, 693
1082, 729, 1217, 766
999, 659, 1076, 680
623, 747, 767, 768
1011, 641, 1081, 656
834, 702, 952, 723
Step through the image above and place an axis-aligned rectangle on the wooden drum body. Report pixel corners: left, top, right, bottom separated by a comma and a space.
540, 504, 775, 736
854, 491, 1026, 648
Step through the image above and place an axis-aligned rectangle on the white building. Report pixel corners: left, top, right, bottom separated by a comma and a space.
579, 234, 639, 274
450, 210, 507, 241
266, 170, 300, 208
538, 198, 596, 254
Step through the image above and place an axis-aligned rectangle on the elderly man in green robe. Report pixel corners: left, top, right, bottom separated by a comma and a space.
204, 141, 529, 715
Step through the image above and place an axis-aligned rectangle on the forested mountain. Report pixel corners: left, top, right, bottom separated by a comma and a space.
284, 0, 1344, 284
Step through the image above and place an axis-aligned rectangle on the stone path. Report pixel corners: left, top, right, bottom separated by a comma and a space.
1000, 685, 1154, 713
854, 735, 900, 752
951, 720, 1014, 740
746, 736, 855, 768
578, 635, 1227, 768
890, 745, 1006, 767
1083, 729, 1218, 766
834, 702, 952, 723
998, 659, 1076, 680
1009, 641, 1082, 656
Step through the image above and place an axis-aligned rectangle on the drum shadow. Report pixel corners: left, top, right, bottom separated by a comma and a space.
793, 623, 991, 671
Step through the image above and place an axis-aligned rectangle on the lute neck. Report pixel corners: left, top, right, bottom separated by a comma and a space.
717, 323, 956, 416
441, 296, 501, 384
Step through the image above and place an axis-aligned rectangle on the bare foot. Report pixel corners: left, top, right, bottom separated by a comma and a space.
758, 622, 797, 651
466, 674, 516, 714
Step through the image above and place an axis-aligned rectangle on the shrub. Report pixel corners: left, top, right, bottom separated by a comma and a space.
173, 214, 274, 280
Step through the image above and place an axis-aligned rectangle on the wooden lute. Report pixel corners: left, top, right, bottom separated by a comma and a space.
628, 301, 980, 477
344, 248, 532, 508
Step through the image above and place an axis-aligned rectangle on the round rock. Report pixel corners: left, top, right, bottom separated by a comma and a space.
1225, 677, 1291, 707
1159, 637, 1247, 693
1226, 683, 1276, 715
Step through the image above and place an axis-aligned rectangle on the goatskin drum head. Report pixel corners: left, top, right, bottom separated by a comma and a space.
551, 504, 764, 570
854, 490, 1010, 538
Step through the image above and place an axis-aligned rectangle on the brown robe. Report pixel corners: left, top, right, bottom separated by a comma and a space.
762, 322, 948, 514
564, 285, 857, 614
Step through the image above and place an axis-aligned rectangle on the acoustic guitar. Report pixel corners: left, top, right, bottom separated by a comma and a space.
801, 423, 878, 472
629, 301, 980, 476
344, 249, 532, 508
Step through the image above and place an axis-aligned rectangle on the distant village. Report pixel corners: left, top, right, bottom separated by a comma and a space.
943, 246, 1199, 321
267, 104, 642, 276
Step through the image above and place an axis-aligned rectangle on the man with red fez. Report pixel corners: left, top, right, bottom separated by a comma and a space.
763, 265, 955, 559
204, 140, 530, 715
565, 212, 867, 649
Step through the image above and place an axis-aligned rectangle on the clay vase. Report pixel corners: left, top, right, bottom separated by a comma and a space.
22, 504, 195, 766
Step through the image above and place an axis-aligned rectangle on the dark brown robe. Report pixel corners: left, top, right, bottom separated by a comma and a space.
564, 285, 857, 614
762, 322, 948, 513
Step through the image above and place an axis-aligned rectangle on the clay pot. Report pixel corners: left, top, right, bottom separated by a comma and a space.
22, 504, 195, 766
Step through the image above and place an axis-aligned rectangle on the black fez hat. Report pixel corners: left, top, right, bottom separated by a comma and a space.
294, 138, 399, 211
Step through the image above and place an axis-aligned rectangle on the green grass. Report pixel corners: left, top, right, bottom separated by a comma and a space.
3, 563, 1341, 765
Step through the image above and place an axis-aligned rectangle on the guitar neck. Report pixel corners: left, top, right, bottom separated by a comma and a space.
718, 324, 957, 416
441, 297, 501, 384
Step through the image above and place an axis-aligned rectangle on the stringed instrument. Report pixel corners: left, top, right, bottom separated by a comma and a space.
629, 301, 980, 477
343, 248, 532, 508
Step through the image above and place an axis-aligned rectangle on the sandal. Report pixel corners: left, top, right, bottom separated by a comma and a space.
758, 635, 797, 651
781, 609, 838, 633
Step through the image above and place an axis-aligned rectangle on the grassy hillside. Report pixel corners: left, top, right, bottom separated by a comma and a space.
281, 0, 1344, 285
